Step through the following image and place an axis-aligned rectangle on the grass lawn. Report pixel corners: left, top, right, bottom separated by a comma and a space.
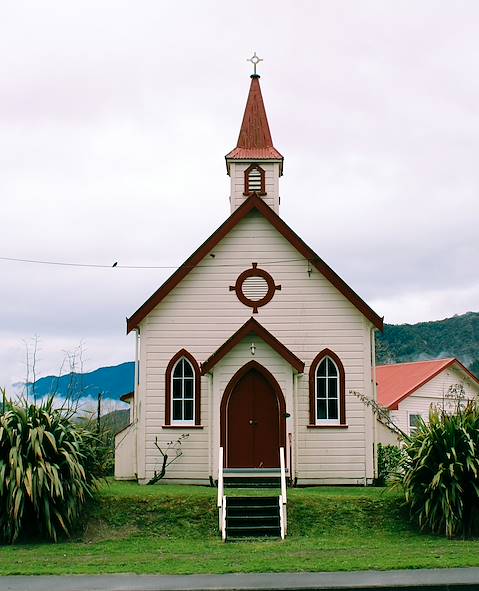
1, 480, 478, 575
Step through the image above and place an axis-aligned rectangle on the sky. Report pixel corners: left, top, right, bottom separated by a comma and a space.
1, 0, 478, 389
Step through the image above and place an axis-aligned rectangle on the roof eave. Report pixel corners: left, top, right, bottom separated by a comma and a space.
225, 155, 284, 176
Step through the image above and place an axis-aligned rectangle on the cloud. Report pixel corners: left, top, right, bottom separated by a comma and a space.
1, 1, 478, 386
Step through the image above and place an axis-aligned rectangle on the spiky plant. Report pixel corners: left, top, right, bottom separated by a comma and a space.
0, 391, 99, 542
401, 399, 479, 538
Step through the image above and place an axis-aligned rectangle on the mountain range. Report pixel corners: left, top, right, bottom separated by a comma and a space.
29, 361, 134, 403
29, 311, 479, 401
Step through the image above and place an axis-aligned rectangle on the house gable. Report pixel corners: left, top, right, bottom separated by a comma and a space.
127, 195, 383, 333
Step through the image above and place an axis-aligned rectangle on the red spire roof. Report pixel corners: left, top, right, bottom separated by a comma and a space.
226, 75, 283, 164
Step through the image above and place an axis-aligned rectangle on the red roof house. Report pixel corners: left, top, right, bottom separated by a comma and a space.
376, 358, 479, 439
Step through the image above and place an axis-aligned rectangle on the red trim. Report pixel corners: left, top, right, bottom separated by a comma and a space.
201, 317, 305, 374
387, 358, 479, 410
309, 349, 346, 425
243, 164, 266, 196
126, 195, 383, 333
165, 349, 201, 426
162, 425, 204, 430
307, 424, 348, 429
220, 360, 286, 466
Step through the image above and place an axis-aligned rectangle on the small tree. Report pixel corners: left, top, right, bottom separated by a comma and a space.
0, 390, 99, 543
400, 399, 479, 538
354, 385, 479, 537
147, 434, 189, 484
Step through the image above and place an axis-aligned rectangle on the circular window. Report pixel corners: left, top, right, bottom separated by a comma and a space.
231, 263, 281, 313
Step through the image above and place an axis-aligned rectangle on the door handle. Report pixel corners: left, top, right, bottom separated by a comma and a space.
249, 419, 258, 426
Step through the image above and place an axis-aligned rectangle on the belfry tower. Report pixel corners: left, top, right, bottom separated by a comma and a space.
225, 54, 283, 214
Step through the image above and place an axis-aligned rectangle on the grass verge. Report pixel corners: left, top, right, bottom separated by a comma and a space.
1, 480, 478, 575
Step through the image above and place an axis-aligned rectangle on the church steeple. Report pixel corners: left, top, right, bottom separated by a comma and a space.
226, 57, 283, 214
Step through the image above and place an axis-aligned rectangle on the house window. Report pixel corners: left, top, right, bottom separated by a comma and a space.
316, 357, 339, 422
172, 357, 195, 422
165, 349, 201, 426
309, 349, 346, 426
243, 164, 266, 196
409, 413, 422, 435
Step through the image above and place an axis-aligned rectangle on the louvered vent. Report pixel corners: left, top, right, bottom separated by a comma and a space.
242, 276, 269, 301
248, 168, 262, 193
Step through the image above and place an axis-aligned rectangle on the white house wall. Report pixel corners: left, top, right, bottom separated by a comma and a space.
115, 423, 137, 480
135, 210, 375, 484
390, 366, 479, 436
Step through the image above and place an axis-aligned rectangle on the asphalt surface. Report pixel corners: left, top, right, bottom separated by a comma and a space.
1, 568, 479, 591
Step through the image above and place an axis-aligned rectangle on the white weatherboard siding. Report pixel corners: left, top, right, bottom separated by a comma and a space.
376, 421, 401, 446
390, 366, 479, 436
135, 210, 375, 484
115, 423, 137, 480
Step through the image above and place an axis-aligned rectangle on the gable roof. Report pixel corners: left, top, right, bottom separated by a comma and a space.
126, 194, 383, 333
201, 317, 304, 375
120, 392, 134, 403
225, 75, 283, 167
376, 358, 479, 410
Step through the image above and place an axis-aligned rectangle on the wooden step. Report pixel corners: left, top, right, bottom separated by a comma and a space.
222, 468, 287, 489
227, 515, 280, 527
226, 524, 281, 538
226, 496, 278, 507
224, 495, 282, 540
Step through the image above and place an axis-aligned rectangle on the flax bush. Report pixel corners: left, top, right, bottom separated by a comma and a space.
0, 392, 99, 543
401, 400, 479, 538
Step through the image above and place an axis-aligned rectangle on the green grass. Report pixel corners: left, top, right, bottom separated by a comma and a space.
1, 480, 478, 575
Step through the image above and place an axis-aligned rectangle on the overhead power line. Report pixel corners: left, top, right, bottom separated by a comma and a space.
0, 255, 308, 270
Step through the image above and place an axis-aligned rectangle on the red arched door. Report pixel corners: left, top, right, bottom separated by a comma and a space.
222, 363, 285, 468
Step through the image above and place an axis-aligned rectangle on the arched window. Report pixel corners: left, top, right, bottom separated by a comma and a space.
243, 164, 266, 196
309, 349, 346, 426
165, 349, 201, 426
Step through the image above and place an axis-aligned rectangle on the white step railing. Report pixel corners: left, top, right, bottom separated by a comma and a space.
218, 446, 225, 538
279, 446, 287, 539
221, 495, 226, 542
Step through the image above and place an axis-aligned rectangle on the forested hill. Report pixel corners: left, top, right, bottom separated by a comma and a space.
376, 311, 479, 375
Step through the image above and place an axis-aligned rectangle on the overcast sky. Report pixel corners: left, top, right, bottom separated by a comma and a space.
1, 0, 478, 389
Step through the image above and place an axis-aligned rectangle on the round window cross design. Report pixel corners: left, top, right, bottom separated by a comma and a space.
230, 263, 281, 313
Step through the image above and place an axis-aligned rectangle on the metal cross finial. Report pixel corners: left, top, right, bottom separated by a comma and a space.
247, 52, 263, 76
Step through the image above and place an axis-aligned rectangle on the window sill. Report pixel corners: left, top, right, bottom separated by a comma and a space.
307, 424, 348, 429
162, 425, 204, 429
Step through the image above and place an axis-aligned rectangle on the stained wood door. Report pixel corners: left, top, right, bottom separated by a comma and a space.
226, 367, 280, 468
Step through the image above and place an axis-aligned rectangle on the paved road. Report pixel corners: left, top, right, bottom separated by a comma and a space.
1, 568, 479, 591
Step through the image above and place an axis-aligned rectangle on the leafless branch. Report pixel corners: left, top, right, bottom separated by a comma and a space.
147, 434, 190, 484
351, 389, 407, 439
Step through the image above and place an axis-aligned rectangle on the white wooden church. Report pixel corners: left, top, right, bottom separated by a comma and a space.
115, 64, 384, 486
